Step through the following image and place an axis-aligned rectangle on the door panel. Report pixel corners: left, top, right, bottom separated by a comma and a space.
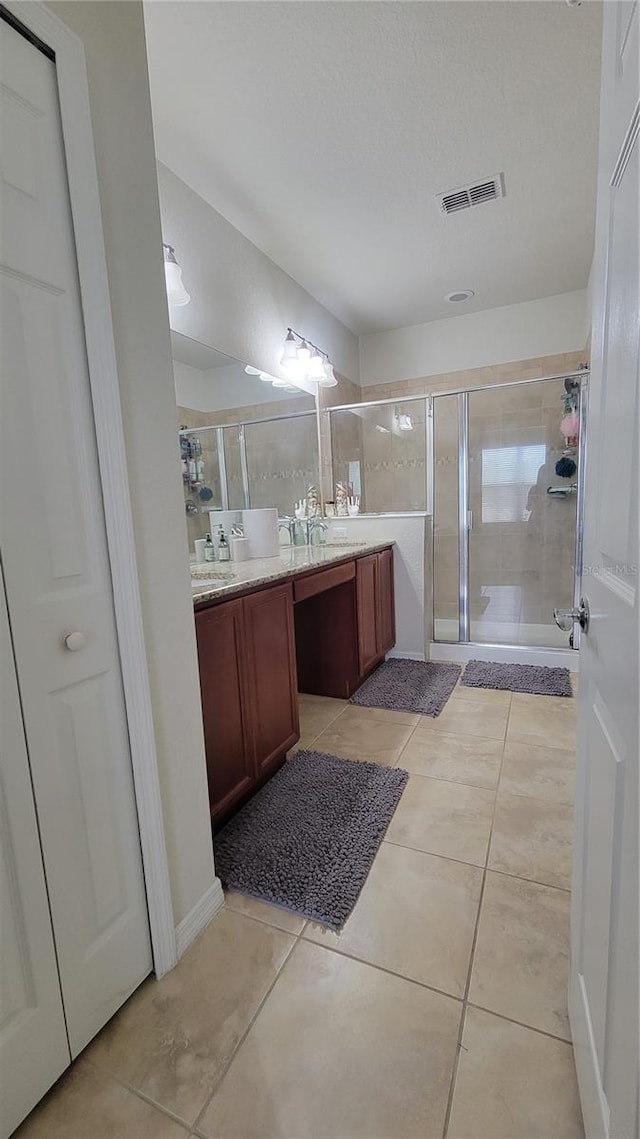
356, 554, 379, 676
0, 573, 70, 1138
0, 21, 151, 1059
569, 4, 639, 1135
196, 600, 255, 823
376, 549, 395, 655
244, 584, 299, 779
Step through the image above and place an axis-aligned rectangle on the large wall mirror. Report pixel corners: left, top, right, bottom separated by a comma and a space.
172, 331, 320, 549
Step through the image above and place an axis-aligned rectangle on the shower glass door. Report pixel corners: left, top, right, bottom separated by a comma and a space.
467, 378, 579, 647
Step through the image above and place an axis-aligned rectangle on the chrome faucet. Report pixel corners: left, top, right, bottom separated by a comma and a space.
278, 516, 296, 545
309, 517, 328, 545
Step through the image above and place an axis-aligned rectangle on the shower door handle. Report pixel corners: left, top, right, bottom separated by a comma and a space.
554, 597, 590, 634
466, 510, 473, 530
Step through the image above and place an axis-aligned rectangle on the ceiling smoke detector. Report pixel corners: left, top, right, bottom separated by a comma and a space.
445, 290, 475, 303
437, 174, 505, 216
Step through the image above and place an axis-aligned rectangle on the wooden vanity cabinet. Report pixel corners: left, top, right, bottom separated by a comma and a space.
195, 547, 395, 823
356, 553, 380, 677
356, 548, 396, 677
376, 547, 396, 656
195, 598, 255, 825
195, 581, 298, 826
243, 583, 299, 781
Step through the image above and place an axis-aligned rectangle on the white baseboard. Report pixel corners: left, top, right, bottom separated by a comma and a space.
429, 641, 579, 671
175, 878, 225, 959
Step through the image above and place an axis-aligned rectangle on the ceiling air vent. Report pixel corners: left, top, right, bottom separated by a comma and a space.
437, 174, 504, 216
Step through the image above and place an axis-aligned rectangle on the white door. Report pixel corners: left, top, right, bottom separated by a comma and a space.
569, 3, 639, 1137
0, 14, 152, 1068
0, 568, 70, 1137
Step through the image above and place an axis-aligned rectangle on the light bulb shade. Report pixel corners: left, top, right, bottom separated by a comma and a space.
259, 372, 276, 382
318, 360, 338, 388
245, 365, 262, 375
296, 340, 311, 362
280, 331, 298, 365
163, 245, 190, 307
308, 353, 326, 380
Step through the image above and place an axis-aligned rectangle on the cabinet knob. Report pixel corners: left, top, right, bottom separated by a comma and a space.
63, 631, 87, 652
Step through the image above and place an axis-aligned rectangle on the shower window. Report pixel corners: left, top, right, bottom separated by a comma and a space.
480, 443, 547, 523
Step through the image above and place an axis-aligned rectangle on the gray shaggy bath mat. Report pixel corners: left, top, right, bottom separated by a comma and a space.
214, 750, 408, 929
350, 658, 461, 716
461, 659, 573, 697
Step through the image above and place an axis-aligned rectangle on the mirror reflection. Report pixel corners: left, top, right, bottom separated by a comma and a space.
172, 331, 319, 552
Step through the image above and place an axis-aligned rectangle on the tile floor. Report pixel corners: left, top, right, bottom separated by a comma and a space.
17, 678, 583, 1139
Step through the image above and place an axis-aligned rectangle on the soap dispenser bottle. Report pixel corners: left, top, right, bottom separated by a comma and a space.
204, 533, 215, 562
218, 527, 230, 562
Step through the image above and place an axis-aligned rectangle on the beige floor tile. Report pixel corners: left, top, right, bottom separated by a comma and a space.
508, 692, 576, 751
297, 696, 347, 741
85, 909, 294, 1125
469, 872, 570, 1039
224, 890, 306, 935
453, 682, 512, 709
385, 775, 495, 866
312, 710, 414, 766
336, 702, 421, 728
422, 696, 510, 741
304, 843, 482, 997
448, 1007, 584, 1138
501, 738, 575, 804
14, 1061, 188, 1139
489, 791, 573, 889
402, 728, 503, 790
198, 940, 462, 1139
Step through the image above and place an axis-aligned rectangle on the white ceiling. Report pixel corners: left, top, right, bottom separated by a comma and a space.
145, 1, 602, 335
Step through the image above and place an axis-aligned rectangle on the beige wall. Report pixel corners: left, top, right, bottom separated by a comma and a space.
49, 1, 216, 929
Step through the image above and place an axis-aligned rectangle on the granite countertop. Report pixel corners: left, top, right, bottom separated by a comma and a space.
191, 539, 395, 606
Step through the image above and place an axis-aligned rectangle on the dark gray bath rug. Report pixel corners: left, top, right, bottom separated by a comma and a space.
350, 658, 461, 716
461, 659, 573, 697
214, 750, 408, 929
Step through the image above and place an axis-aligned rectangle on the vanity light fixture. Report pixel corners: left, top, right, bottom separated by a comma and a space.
279, 328, 338, 388
394, 411, 414, 432
162, 243, 190, 307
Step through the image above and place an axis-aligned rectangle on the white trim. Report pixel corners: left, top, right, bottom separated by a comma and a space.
175, 880, 225, 958
6, 1, 178, 976
429, 641, 579, 672
387, 650, 427, 661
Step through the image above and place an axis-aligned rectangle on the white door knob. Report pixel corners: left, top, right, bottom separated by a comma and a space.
63, 631, 87, 652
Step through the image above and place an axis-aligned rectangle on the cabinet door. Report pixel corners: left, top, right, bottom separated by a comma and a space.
356, 554, 380, 677
195, 600, 255, 823
243, 583, 299, 779
376, 548, 396, 656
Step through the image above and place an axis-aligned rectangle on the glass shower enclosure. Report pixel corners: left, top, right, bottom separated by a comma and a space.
327, 370, 587, 652
432, 374, 587, 649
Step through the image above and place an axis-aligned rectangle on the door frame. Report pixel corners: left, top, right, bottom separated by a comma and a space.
2, 0, 177, 976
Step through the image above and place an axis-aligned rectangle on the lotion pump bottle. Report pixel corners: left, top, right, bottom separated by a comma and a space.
218, 527, 230, 562
204, 533, 215, 562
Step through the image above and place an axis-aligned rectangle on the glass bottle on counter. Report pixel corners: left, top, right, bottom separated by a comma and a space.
204, 533, 216, 562
218, 528, 230, 562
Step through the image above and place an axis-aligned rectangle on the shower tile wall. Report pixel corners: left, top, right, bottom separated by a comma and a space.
176, 404, 320, 550
466, 378, 577, 645
329, 401, 427, 513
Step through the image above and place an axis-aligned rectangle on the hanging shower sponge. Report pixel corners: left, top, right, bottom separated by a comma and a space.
555, 456, 577, 478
